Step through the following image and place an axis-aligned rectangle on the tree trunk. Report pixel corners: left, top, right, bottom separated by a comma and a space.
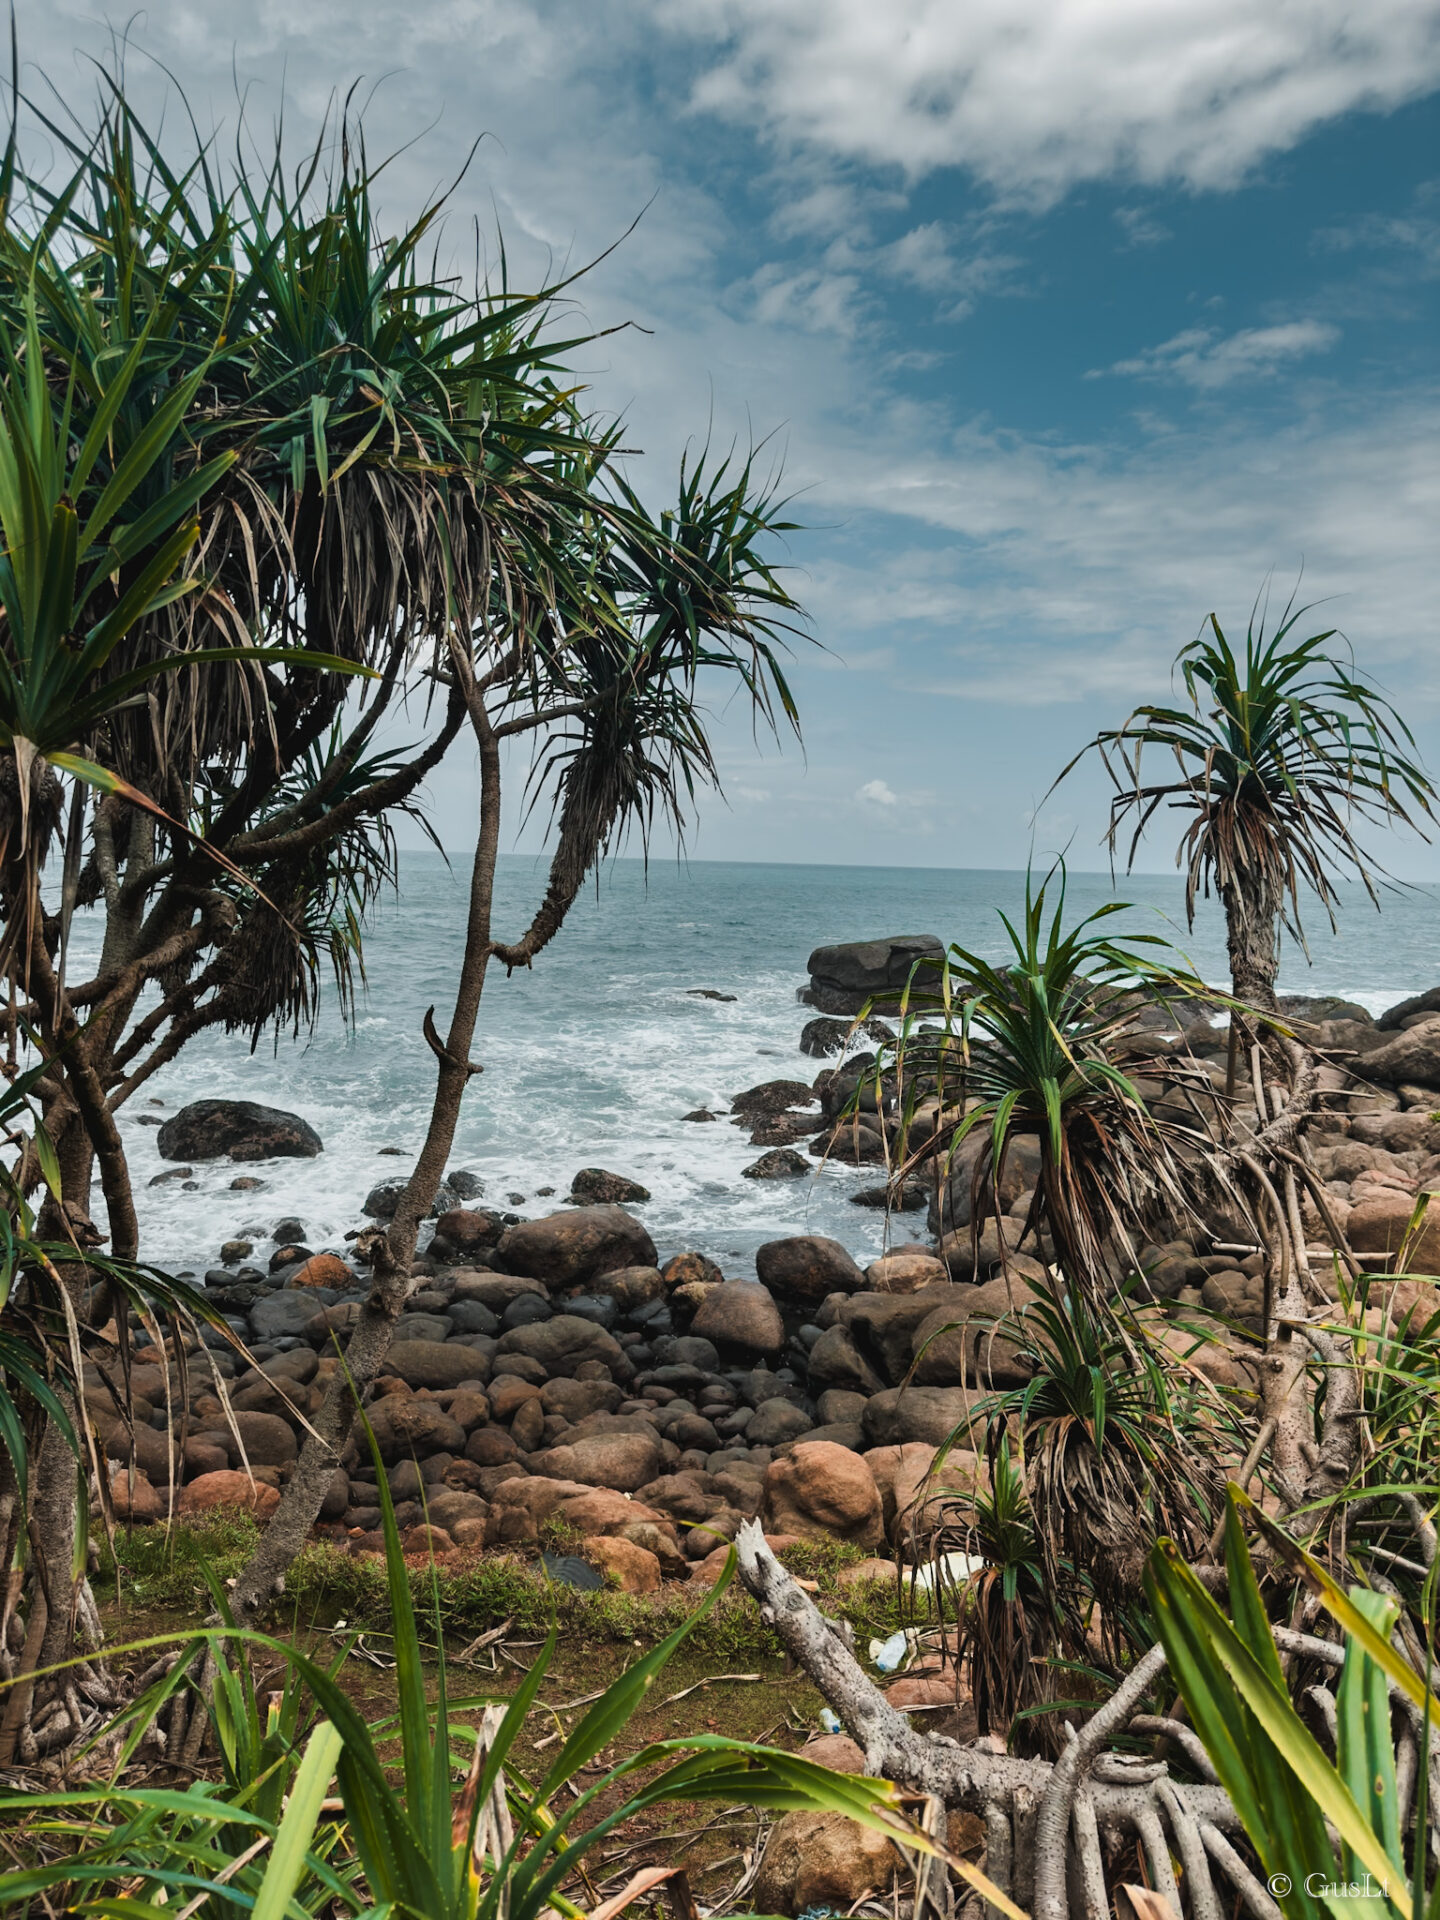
230, 705, 503, 1625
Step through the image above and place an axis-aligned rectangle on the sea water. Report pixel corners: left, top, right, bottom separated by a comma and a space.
86, 854, 1440, 1278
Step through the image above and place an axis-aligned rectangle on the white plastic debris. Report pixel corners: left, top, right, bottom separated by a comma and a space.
906, 1551, 986, 1593
869, 1629, 909, 1673
819, 1708, 843, 1735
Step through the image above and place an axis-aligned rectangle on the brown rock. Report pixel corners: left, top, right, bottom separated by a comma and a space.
446, 1390, 492, 1432
662, 1251, 724, 1289
498, 1205, 658, 1287
531, 1431, 664, 1492
886, 1671, 958, 1709
488, 1376, 541, 1422
690, 1280, 784, 1357
911, 1276, 1041, 1388
1349, 1190, 1440, 1270
494, 1314, 625, 1378
865, 1252, 948, 1293
510, 1398, 545, 1451
178, 1470, 281, 1518
756, 1235, 864, 1305
838, 1557, 898, 1589
288, 1252, 352, 1289
755, 1810, 897, 1915
762, 1441, 883, 1546
559, 1488, 663, 1533
108, 1466, 164, 1523
801, 1732, 867, 1773
587, 1265, 665, 1312
582, 1533, 662, 1593
424, 1488, 489, 1531
401, 1523, 455, 1554
433, 1208, 504, 1252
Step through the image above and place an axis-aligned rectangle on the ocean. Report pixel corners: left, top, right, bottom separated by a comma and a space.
97, 854, 1440, 1279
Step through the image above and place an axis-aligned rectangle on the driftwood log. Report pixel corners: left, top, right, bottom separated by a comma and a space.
734, 1521, 1423, 1920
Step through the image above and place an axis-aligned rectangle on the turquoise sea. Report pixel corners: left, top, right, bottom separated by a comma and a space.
103, 854, 1440, 1277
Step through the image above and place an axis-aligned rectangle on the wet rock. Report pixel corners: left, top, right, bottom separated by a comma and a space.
730, 1079, 817, 1119
804, 935, 944, 1016
690, 1281, 784, 1358
662, 1251, 724, 1289
761, 1441, 883, 1546
501, 1294, 553, 1331
432, 1208, 505, 1254
286, 1253, 351, 1289
220, 1239, 253, 1263
681, 1109, 719, 1122
757, 1236, 864, 1305
495, 1313, 625, 1378
498, 1205, 657, 1287
587, 1265, 665, 1313
687, 988, 737, 1002
742, 1149, 811, 1179
269, 1244, 314, 1272
799, 1015, 896, 1057
570, 1168, 652, 1205
157, 1100, 321, 1163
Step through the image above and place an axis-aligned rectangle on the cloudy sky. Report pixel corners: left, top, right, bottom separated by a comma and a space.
16, 2, 1440, 871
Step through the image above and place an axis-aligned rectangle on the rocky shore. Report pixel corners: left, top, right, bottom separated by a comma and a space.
89, 939, 1440, 1590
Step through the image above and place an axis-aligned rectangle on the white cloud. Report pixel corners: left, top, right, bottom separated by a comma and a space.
1096, 320, 1341, 388
659, 0, 1440, 201
1114, 206, 1173, 248
856, 778, 899, 807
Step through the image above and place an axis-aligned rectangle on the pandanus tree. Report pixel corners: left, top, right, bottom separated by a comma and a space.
0, 53, 810, 1742
1059, 595, 1437, 1505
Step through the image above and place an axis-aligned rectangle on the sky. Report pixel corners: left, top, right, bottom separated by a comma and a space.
14, 1, 1440, 873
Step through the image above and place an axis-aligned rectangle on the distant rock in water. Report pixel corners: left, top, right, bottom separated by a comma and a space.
802, 935, 944, 1015
569, 1167, 651, 1205
687, 988, 738, 1002
680, 1108, 719, 1122
156, 1099, 322, 1163
741, 1148, 811, 1180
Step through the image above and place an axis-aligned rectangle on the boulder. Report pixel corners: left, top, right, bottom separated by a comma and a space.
1378, 987, 1440, 1030
761, 1441, 883, 1546
288, 1252, 351, 1289
570, 1168, 652, 1205
800, 1015, 895, 1058
366, 1399, 467, 1463
559, 1488, 668, 1534
741, 1149, 811, 1180
451, 1272, 549, 1312
586, 1265, 665, 1312
730, 1079, 818, 1118
862, 1386, 986, 1450
108, 1466, 165, 1523
156, 1099, 321, 1163
393, 1314, 453, 1344
498, 1206, 657, 1287
747, 1400, 815, 1448
690, 1281, 784, 1358
385, 1341, 488, 1391
228, 1410, 298, 1468
1348, 1191, 1440, 1270
756, 1236, 864, 1305
865, 1251, 949, 1294
582, 1534, 662, 1593
433, 1208, 505, 1253
911, 1277, 1041, 1388
423, 1488, 489, 1532
1358, 1019, 1440, 1088
178, 1470, 281, 1518
662, 1252, 724, 1289
804, 935, 944, 1015
530, 1430, 664, 1492
839, 1288, 971, 1384
755, 1809, 898, 1913
251, 1293, 328, 1342
494, 1313, 626, 1378
805, 1324, 885, 1397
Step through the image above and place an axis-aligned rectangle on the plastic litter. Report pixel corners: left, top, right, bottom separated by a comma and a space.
907, 1551, 986, 1593
869, 1629, 909, 1672
818, 1708, 843, 1735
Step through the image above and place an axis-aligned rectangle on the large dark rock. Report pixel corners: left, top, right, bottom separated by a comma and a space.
157, 1100, 321, 1163
730, 1080, 818, 1119
799, 1015, 896, 1057
804, 935, 944, 1015
498, 1206, 658, 1286
1353, 1020, 1440, 1088
756, 1236, 864, 1305
861, 1385, 986, 1449
1378, 987, 1440, 1030
385, 1342, 490, 1391
742, 1149, 811, 1180
569, 1168, 652, 1205
838, 1287, 974, 1384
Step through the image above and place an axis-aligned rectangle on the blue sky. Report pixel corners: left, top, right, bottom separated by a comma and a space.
20, 1, 1440, 872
